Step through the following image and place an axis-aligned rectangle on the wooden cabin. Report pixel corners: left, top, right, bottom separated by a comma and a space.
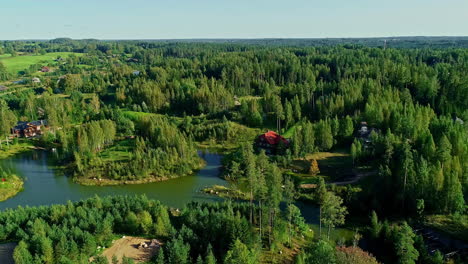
12, 120, 47, 138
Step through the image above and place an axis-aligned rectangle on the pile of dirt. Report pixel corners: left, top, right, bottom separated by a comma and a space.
100, 236, 161, 263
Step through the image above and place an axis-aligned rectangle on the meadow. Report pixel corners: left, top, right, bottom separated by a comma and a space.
0, 52, 82, 74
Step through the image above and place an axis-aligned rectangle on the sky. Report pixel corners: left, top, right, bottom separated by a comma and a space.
0, 0, 467, 40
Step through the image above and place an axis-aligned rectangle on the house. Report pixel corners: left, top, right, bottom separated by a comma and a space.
32, 77, 41, 83
0, 85, 8, 91
41, 66, 50, 73
255, 130, 289, 155
132, 70, 141, 76
357, 122, 377, 147
12, 120, 48, 138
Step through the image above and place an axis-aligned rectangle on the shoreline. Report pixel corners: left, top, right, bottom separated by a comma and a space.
73, 159, 207, 186
0, 175, 24, 202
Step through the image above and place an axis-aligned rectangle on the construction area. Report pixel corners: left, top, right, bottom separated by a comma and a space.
100, 236, 161, 263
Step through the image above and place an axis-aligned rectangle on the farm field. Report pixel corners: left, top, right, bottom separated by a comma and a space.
0, 52, 82, 74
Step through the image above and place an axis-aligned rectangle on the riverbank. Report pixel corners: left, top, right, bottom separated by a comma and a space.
0, 142, 34, 160
202, 185, 249, 200
74, 159, 206, 186
0, 175, 24, 202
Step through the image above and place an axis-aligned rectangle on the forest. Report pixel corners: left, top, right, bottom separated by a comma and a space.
0, 38, 466, 263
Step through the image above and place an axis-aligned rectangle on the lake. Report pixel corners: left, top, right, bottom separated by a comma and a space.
0, 150, 226, 210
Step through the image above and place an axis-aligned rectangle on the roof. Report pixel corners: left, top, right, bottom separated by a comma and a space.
258, 131, 289, 145
0, 85, 7, 91
13, 120, 47, 130
14, 122, 29, 131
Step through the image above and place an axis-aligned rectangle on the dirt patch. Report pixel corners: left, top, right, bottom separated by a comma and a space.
100, 236, 161, 263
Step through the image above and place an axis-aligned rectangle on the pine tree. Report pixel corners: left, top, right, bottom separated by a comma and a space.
394, 222, 419, 264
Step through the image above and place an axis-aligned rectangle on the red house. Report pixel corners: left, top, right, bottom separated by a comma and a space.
255, 130, 289, 155
41, 66, 50, 72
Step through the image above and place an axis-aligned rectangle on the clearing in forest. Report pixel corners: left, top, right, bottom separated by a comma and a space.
100, 236, 160, 263
0, 52, 82, 74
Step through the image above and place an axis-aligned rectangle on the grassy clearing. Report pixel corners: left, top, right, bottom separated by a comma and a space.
282, 124, 300, 139
197, 121, 261, 152
290, 151, 352, 183
260, 235, 312, 264
0, 141, 34, 160
0, 52, 83, 74
425, 214, 468, 242
0, 174, 24, 202
98, 139, 134, 162
123, 110, 183, 125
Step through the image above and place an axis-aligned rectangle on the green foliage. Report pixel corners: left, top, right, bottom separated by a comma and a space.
223, 239, 258, 264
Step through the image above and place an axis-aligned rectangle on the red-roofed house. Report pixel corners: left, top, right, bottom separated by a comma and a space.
255, 130, 289, 154
41, 66, 50, 73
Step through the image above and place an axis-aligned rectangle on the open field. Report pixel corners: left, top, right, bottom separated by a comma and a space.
98, 139, 134, 163
291, 151, 353, 184
100, 236, 160, 263
0, 52, 82, 74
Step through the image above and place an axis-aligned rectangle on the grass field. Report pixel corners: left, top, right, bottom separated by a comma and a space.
0, 52, 82, 74
425, 214, 468, 242
98, 139, 134, 162
290, 151, 353, 184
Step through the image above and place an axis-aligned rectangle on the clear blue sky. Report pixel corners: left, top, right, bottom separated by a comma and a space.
1, 0, 467, 40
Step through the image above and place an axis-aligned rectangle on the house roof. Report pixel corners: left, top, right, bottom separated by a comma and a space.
259, 131, 289, 145
0, 85, 8, 91
13, 120, 47, 131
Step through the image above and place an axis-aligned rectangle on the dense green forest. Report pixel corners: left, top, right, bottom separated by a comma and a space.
0, 38, 466, 263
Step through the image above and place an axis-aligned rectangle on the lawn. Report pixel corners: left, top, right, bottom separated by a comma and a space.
283, 124, 301, 138
0, 52, 83, 74
290, 151, 353, 184
98, 139, 134, 162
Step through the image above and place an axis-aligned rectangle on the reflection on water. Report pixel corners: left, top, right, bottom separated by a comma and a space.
0, 150, 226, 210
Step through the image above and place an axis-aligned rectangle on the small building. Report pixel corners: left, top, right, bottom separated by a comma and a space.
41, 66, 50, 72
255, 130, 289, 155
132, 70, 141, 76
12, 120, 48, 138
357, 122, 377, 147
32, 77, 41, 83
0, 85, 8, 91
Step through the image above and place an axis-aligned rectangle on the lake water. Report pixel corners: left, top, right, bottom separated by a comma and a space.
0, 150, 226, 210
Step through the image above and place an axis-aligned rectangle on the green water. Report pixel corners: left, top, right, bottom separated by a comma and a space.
0, 150, 226, 210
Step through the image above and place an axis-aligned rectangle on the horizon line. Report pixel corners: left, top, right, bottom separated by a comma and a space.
1, 35, 468, 41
